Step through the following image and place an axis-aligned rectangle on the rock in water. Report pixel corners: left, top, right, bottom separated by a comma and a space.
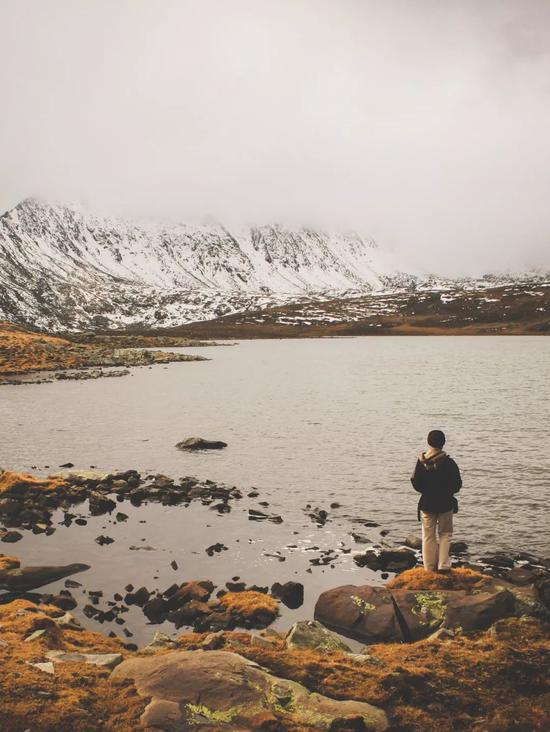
354, 548, 417, 572
270, 581, 304, 609
404, 534, 422, 550
175, 438, 228, 451
0, 530, 23, 543
0, 562, 90, 592
111, 650, 388, 731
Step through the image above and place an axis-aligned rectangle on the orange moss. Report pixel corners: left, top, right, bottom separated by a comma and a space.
0, 322, 84, 374
0, 599, 145, 731
236, 616, 550, 732
219, 590, 279, 618
0, 321, 202, 377
2, 596, 549, 731
0, 553, 20, 571
387, 566, 492, 591
0, 471, 67, 495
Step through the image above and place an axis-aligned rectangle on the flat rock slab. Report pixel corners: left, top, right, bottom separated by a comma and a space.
50, 470, 111, 481
315, 585, 402, 643
46, 650, 123, 670
112, 649, 388, 731
0, 562, 90, 591
175, 438, 228, 451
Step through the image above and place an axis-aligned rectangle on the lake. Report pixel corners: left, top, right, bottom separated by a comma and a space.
2, 336, 549, 642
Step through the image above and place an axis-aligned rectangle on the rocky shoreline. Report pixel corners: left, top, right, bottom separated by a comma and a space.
1, 467, 550, 730
0, 321, 213, 385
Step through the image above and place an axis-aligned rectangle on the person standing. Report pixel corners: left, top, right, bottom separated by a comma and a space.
411, 430, 462, 572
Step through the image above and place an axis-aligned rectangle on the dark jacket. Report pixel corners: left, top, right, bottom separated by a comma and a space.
411, 449, 462, 519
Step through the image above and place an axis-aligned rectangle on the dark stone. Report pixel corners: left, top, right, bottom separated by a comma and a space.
248, 509, 283, 524
480, 554, 515, 569
95, 535, 115, 546
1, 530, 23, 543
143, 596, 170, 623
354, 549, 417, 572
64, 579, 82, 589
205, 543, 228, 556
89, 493, 117, 516
175, 438, 227, 451
125, 586, 151, 607
271, 581, 304, 609
450, 541, 469, 554
168, 600, 211, 628
226, 581, 246, 592
59, 462, 74, 468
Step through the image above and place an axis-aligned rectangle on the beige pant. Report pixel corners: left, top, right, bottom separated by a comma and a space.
421, 510, 453, 571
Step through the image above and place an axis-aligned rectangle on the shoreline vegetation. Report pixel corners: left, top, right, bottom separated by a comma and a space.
0, 322, 216, 384
0, 469, 549, 731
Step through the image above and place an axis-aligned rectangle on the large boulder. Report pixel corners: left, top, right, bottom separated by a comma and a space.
176, 438, 227, 451
391, 589, 516, 640
112, 650, 388, 731
315, 578, 529, 644
314, 585, 402, 643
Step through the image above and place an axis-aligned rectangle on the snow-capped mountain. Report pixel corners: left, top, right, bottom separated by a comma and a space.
0, 198, 413, 330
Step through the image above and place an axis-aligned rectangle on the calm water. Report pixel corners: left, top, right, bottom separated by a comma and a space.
1, 337, 549, 642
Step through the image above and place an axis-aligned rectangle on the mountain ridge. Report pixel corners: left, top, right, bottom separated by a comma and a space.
0, 197, 547, 332
0, 198, 412, 330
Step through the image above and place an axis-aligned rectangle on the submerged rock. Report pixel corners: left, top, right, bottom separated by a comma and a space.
0, 562, 90, 592
175, 437, 228, 451
0, 530, 23, 544
111, 650, 389, 731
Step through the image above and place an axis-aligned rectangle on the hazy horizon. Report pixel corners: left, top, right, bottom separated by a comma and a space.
2, 0, 550, 276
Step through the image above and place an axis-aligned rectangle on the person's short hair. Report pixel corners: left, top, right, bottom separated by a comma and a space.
427, 430, 446, 448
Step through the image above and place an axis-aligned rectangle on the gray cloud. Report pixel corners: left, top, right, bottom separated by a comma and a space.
1, 0, 550, 275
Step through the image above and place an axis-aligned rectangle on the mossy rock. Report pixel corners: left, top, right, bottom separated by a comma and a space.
112, 649, 389, 730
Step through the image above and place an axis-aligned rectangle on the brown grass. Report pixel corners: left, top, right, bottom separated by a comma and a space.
0, 471, 68, 495
0, 553, 21, 571
0, 600, 145, 732
387, 566, 491, 592
219, 590, 279, 618
234, 617, 550, 731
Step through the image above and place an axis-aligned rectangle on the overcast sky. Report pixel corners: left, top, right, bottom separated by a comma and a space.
1, 0, 550, 275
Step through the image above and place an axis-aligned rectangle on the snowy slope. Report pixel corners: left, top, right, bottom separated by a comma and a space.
0, 198, 411, 330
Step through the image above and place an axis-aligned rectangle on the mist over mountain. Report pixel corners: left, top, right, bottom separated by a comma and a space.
2, 1, 550, 275
0, 198, 415, 330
